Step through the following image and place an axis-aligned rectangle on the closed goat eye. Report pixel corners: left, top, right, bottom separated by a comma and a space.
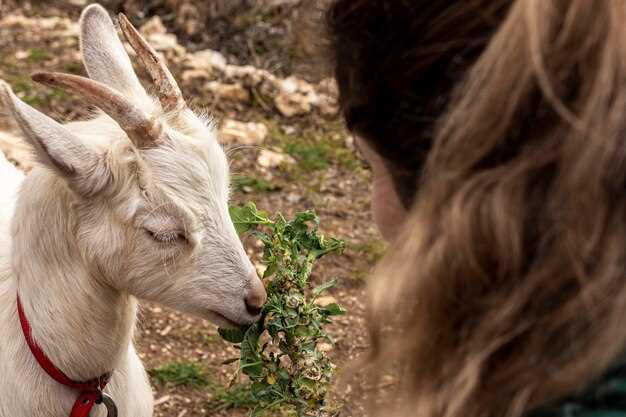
144, 228, 187, 245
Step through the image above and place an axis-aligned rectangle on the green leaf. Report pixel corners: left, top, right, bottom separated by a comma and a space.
218, 327, 247, 344
240, 360, 263, 379
311, 238, 345, 259
321, 303, 346, 316
267, 317, 284, 337
278, 368, 290, 382
229, 202, 272, 235
313, 279, 337, 297
240, 322, 263, 379
294, 325, 312, 337
263, 261, 278, 278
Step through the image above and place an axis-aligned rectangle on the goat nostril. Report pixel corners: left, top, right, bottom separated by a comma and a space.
245, 271, 267, 316
245, 301, 263, 316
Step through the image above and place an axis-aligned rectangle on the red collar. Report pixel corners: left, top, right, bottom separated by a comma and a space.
17, 295, 111, 417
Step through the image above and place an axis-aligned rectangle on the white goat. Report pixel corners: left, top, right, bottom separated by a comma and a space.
0, 4, 266, 417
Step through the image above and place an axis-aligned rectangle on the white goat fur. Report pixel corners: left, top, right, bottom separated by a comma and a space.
0, 5, 263, 417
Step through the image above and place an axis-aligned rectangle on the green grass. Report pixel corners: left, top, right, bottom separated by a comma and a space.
149, 362, 293, 415
207, 383, 257, 412
150, 361, 291, 415
63, 61, 84, 74
283, 141, 330, 171
202, 332, 223, 345
150, 361, 210, 388
27, 48, 50, 63
265, 120, 361, 174
207, 383, 296, 417
5, 74, 45, 107
349, 237, 387, 281
250, 87, 273, 112
350, 238, 387, 264
5, 73, 69, 107
232, 175, 279, 193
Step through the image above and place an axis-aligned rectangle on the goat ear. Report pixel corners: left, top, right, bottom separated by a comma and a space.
80, 4, 147, 99
0, 81, 105, 192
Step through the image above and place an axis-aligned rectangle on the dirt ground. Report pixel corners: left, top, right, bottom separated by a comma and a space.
0, 2, 383, 416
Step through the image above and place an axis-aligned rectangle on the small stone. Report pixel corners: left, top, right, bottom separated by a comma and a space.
219, 119, 268, 145
136, 17, 181, 52
345, 135, 356, 150
144, 33, 180, 52
317, 342, 333, 353
154, 395, 171, 406
286, 193, 301, 204
223, 65, 267, 86
317, 77, 339, 97
272, 76, 321, 117
181, 69, 211, 83
159, 325, 172, 336
266, 0, 301, 6
255, 263, 267, 277
280, 76, 300, 94
257, 150, 295, 168
381, 374, 396, 387
275, 93, 312, 117
282, 125, 296, 135
318, 95, 340, 116
0, 130, 34, 172
176, 2, 201, 36
281, 76, 315, 94
187, 49, 227, 72
139, 16, 167, 36
314, 296, 338, 307
14, 50, 29, 60
205, 82, 249, 103
61, 22, 80, 38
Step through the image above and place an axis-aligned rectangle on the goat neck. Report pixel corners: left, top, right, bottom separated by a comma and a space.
11, 170, 136, 383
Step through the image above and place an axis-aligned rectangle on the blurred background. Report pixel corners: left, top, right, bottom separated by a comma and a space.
0, 1, 385, 416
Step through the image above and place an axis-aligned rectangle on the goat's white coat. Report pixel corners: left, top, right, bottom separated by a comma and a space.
0, 4, 264, 416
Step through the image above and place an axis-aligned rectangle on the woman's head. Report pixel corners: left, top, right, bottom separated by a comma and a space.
326, 1, 626, 416
326, 0, 509, 238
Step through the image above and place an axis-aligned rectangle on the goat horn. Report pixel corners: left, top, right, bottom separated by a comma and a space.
117, 13, 186, 114
32, 72, 164, 148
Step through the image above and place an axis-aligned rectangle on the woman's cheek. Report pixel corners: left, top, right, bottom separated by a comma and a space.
355, 136, 408, 241
371, 171, 407, 241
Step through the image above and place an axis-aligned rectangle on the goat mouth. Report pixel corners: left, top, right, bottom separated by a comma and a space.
206, 310, 244, 329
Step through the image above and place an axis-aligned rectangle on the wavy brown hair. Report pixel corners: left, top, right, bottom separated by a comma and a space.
326, 1, 626, 416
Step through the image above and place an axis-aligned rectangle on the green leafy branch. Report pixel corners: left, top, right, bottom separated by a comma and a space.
219, 202, 346, 416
